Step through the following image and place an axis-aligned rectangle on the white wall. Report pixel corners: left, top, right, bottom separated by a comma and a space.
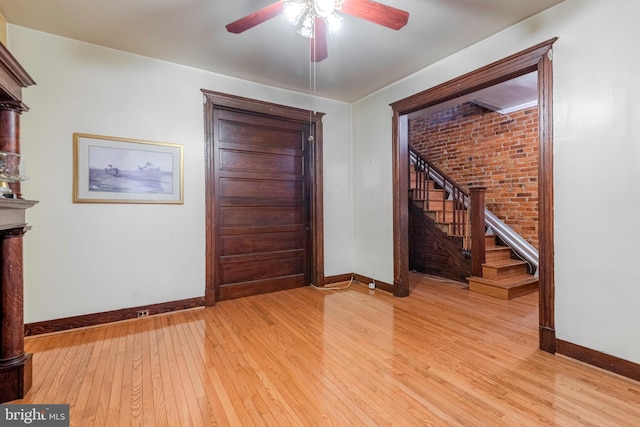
8, 25, 353, 323
352, 0, 640, 363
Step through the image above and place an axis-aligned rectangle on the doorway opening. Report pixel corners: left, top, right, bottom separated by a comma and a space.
390, 39, 557, 352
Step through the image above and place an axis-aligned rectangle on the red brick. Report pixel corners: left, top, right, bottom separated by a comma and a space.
410, 103, 539, 248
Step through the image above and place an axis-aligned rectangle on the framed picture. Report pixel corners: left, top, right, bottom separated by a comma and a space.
73, 133, 183, 204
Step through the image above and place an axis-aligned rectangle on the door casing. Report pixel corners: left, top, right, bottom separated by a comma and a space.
202, 90, 325, 305
390, 39, 557, 353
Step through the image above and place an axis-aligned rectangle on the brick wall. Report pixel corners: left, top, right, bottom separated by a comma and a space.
410, 102, 539, 249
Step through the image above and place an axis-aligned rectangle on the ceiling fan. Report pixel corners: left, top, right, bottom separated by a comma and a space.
226, 0, 410, 62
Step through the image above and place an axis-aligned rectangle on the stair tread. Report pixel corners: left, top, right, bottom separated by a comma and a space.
482, 259, 528, 268
467, 275, 538, 289
486, 246, 510, 252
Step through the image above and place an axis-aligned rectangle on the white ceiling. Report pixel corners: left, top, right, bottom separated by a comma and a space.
0, 0, 563, 102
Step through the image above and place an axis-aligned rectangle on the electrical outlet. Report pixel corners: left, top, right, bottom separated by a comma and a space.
136, 309, 149, 318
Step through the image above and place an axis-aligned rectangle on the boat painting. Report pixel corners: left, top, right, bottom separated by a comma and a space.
74, 133, 183, 204
89, 166, 172, 195
104, 162, 162, 181
88, 146, 174, 195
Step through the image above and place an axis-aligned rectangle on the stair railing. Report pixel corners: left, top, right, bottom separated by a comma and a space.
409, 147, 539, 274
410, 148, 468, 237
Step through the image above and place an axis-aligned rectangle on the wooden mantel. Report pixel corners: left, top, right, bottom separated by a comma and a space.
0, 42, 37, 403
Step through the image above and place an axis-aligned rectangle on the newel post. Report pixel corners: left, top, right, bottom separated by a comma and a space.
469, 186, 487, 277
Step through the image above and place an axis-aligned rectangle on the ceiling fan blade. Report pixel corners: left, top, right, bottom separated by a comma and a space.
341, 0, 409, 30
310, 17, 328, 62
226, 2, 284, 34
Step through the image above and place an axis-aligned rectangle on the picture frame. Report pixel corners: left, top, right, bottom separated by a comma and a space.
73, 133, 184, 204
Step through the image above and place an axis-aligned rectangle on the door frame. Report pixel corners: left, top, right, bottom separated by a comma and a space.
202, 90, 325, 306
390, 39, 557, 353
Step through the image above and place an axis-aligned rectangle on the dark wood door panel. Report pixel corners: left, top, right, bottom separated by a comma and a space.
221, 231, 304, 256
220, 207, 304, 227
218, 119, 304, 151
219, 149, 303, 176
219, 178, 303, 201
217, 108, 307, 129
221, 256, 304, 284
219, 275, 305, 300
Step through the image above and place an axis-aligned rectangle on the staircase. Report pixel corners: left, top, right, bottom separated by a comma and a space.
409, 174, 467, 237
466, 235, 538, 300
409, 148, 539, 300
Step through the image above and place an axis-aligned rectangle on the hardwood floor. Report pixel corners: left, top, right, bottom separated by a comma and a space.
15, 272, 640, 426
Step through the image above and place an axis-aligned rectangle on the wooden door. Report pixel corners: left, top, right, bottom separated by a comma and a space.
212, 108, 311, 300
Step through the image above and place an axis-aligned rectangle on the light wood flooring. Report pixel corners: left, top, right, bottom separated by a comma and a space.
15, 272, 640, 426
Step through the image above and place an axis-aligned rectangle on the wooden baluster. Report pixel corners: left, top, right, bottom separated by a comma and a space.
409, 162, 414, 198
452, 187, 460, 235
453, 187, 459, 235
425, 163, 429, 203
452, 186, 456, 234
469, 186, 487, 277
442, 179, 447, 227
419, 161, 424, 200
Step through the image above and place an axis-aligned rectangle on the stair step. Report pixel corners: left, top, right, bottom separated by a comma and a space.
434, 220, 469, 235
467, 275, 538, 300
411, 198, 456, 213
485, 246, 512, 262
410, 183, 436, 191
409, 189, 444, 201
482, 259, 529, 280
410, 189, 448, 201
485, 234, 497, 247
428, 189, 446, 200
421, 210, 437, 221
427, 199, 455, 211
425, 209, 465, 223
409, 180, 436, 191
435, 222, 451, 234
409, 175, 437, 191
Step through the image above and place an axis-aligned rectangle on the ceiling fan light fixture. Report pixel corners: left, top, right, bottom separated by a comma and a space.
325, 11, 343, 33
283, 1, 307, 25
226, 0, 408, 62
314, 0, 336, 18
298, 14, 315, 38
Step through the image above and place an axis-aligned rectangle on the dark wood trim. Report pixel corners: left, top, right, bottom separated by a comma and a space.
393, 113, 410, 296
540, 326, 556, 353
311, 114, 325, 287
0, 100, 29, 113
324, 273, 394, 293
201, 90, 324, 300
324, 273, 393, 292
390, 38, 557, 353
201, 90, 323, 123
557, 340, 640, 382
354, 274, 394, 293
203, 93, 216, 306
325, 273, 353, 284
537, 46, 556, 353
0, 44, 36, 104
0, 353, 31, 403
24, 297, 205, 336
390, 39, 557, 114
